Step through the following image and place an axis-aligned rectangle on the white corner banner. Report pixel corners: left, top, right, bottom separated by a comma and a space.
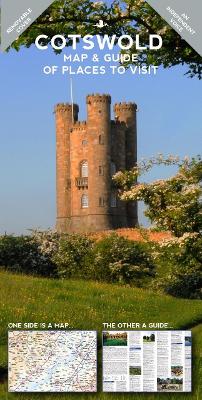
0, 0, 202, 55
146, 0, 202, 56
1, 0, 54, 51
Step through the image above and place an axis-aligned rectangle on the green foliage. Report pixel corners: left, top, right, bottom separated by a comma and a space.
0, 231, 58, 277
49, 232, 156, 285
92, 233, 155, 285
52, 234, 94, 279
9, 1, 202, 78
114, 155, 202, 237
157, 234, 202, 299
114, 155, 202, 298
0, 231, 155, 287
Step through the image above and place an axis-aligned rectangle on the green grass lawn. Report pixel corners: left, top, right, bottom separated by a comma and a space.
0, 270, 202, 400
103, 338, 127, 346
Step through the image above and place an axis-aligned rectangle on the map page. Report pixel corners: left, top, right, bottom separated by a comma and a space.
8, 330, 97, 392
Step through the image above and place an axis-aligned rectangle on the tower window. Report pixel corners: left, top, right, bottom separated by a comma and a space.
82, 139, 88, 146
98, 165, 104, 175
99, 197, 105, 207
110, 162, 116, 176
81, 194, 88, 208
110, 192, 117, 208
80, 160, 88, 177
99, 135, 104, 145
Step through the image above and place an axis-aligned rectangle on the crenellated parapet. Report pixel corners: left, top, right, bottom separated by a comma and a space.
86, 93, 111, 104
72, 121, 87, 131
114, 102, 137, 112
54, 103, 79, 113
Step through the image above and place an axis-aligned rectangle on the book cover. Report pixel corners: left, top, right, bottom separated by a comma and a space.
0, 0, 201, 397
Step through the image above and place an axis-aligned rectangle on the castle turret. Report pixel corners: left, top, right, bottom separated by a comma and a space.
55, 103, 79, 232
114, 102, 137, 169
114, 102, 138, 227
86, 94, 112, 230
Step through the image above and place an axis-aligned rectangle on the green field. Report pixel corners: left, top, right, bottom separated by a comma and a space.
103, 338, 127, 346
0, 270, 202, 399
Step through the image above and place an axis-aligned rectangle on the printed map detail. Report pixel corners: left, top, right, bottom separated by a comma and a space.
8, 330, 97, 392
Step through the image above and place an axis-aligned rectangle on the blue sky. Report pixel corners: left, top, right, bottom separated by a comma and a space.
0, 43, 201, 234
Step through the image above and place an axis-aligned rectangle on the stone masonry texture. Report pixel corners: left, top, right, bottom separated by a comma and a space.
55, 94, 138, 233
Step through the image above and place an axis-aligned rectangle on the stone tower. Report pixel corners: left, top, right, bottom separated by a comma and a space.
55, 94, 138, 233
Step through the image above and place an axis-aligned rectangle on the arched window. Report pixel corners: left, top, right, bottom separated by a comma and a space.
81, 160, 88, 177
110, 162, 116, 176
99, 135, 104, 145
98, 165, 104, 175
81, 194, 88, 208
110, 192, 117, 208
99, 197, 105, 207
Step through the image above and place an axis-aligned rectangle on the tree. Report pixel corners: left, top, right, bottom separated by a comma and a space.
150, 333, 155, 341
10, 0, 202, 78
114, 155, 202, 299
113, 155, 202, 237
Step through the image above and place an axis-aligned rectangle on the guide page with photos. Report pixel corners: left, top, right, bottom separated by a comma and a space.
103, 330, 192, 392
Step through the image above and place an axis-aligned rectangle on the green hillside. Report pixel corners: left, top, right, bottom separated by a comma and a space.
0, 271, 201, 399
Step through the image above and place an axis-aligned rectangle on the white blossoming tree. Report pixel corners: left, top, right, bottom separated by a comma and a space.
113, 155, 202, 298
113, 155, 202, 237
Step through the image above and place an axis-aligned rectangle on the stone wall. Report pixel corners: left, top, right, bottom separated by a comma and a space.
55, 94, 138, 233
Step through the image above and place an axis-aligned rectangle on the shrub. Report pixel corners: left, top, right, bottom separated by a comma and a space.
0, 231, 155, 287
0, 231, 59, 277
165, 272, 202, 299
53, 234, 94, 279
156, 233, 202, 299
0, 235, 32, 272
92, 234, 155, 285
